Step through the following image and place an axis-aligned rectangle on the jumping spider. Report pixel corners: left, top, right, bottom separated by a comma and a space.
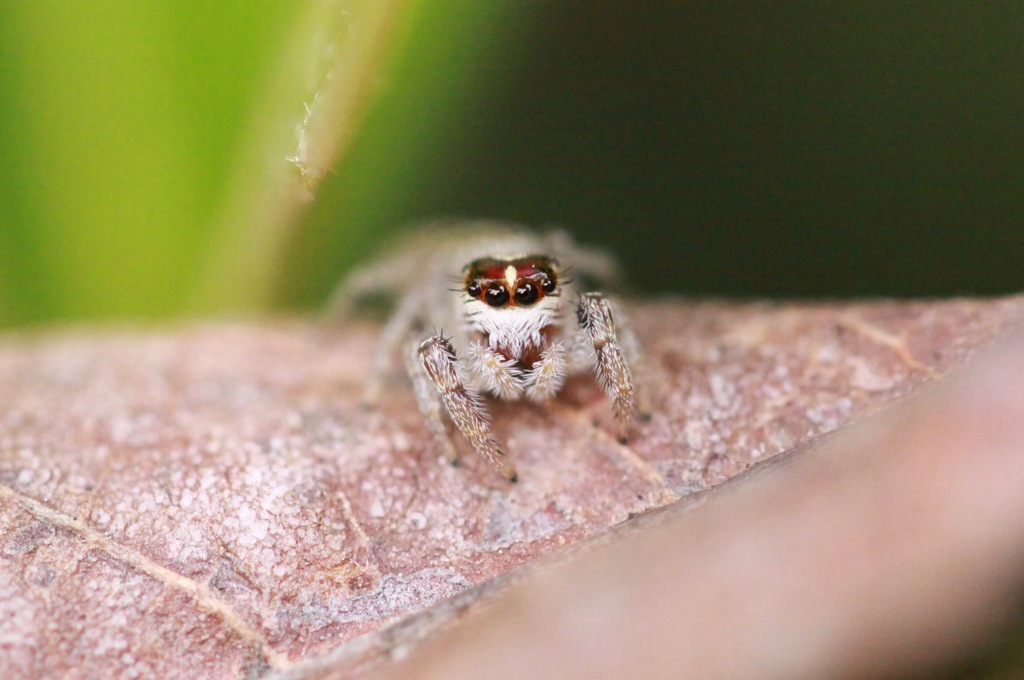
330, 220, 641, 482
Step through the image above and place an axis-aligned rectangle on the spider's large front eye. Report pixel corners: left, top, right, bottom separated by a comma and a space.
485, 284, 510, 307
466, 281, 482, 298
514, 281, 539, 306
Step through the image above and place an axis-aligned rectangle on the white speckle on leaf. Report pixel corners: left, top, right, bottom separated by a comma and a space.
391, 432, 410, 450
709, 373, 734, 408
136, 493, 155, 513
816, 343, 840, 363
849, 357, 896, 392
685, 421, 705, 450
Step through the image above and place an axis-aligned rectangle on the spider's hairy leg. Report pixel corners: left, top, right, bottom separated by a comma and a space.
324, 254, 407, 320
418, 336, 518, 482
608, 305, 653, 421
466, 342, 524, 400
544, 229, 623, 288
525, 341, 567, 402
363, 293, 422, 404
405, 339, 458, 465
577, 293, 636, 442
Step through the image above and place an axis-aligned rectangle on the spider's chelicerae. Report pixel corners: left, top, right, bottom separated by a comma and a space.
331, 220, 641, 482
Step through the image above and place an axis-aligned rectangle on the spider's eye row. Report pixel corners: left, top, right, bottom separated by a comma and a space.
484, 284, 510, 307
540, 272, 557, 294
514, 281, 539, 306
466, 281, 482, 297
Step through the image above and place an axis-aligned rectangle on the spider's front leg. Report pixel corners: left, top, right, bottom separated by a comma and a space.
415, 336, 517, 482
577, 293, 636, 442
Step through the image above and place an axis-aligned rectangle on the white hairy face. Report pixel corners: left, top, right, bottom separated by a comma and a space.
458, 255, 565, 360
463, 296, 562, 358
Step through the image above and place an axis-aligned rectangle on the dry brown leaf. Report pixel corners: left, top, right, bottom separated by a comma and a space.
0, 297, 1021, 678
368, 304, 1024, 680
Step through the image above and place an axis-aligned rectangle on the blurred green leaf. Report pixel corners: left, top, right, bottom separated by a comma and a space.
0, 0, 527, 325
0, 2, 298, 325
193, 0, 429, 314
278, 1, 539, 310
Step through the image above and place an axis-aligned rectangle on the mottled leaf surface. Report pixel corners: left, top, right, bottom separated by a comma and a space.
0, 298, 1020, 678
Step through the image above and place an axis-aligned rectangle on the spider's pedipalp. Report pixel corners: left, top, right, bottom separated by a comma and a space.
525, 341, 567, 402
466, 342, 524, 400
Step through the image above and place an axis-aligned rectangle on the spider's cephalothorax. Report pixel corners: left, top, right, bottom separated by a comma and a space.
462, 255, 562, 366
329, 220, 641, 482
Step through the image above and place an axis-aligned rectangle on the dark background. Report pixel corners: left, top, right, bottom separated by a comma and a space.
3, 3, 1020, 325
295, 2, 1024, 301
